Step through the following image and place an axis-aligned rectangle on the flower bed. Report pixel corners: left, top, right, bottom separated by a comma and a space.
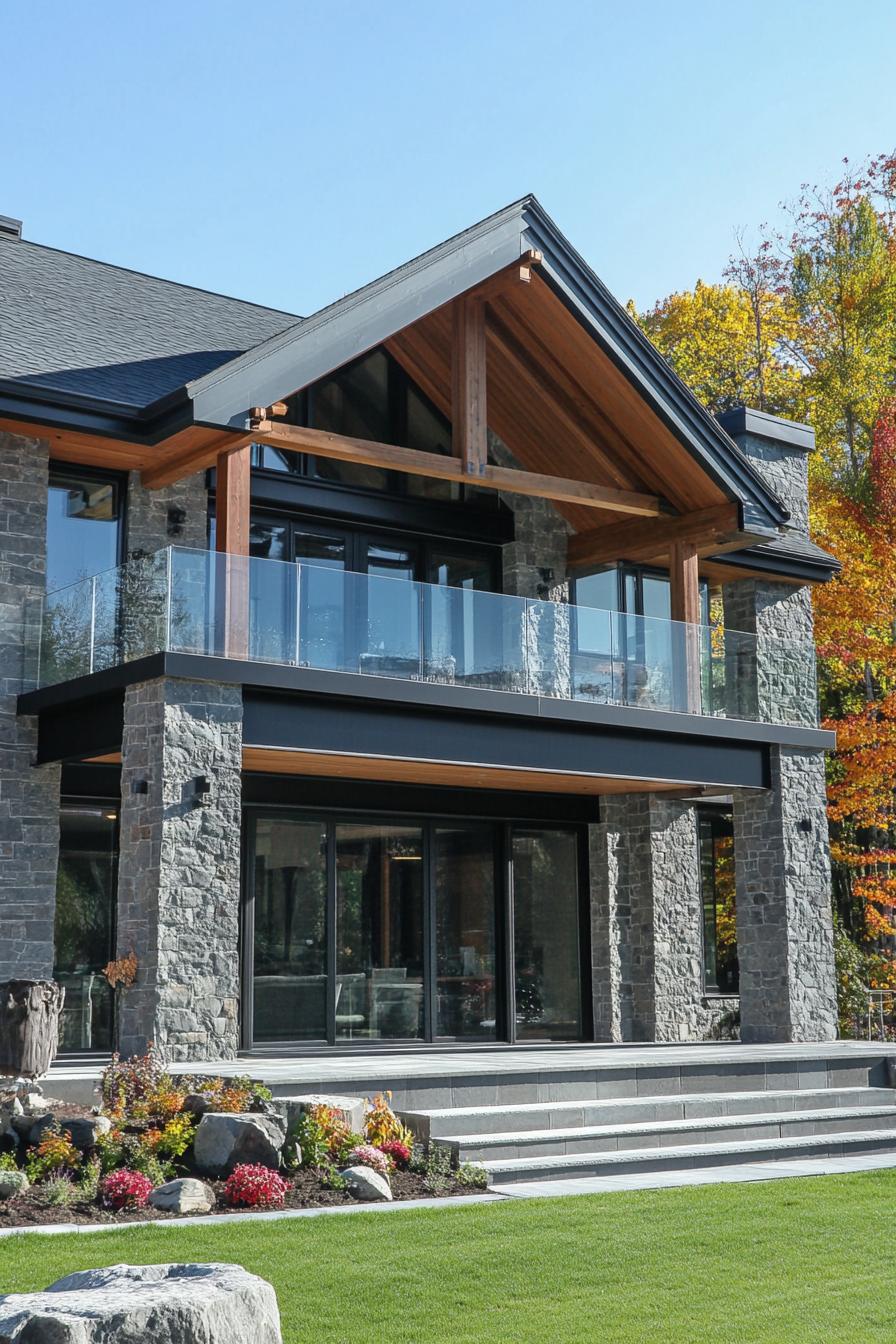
0, 1053, 487, 1227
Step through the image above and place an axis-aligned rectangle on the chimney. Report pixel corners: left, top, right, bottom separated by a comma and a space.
716, 406, 814, 537
0, 216, 22, 241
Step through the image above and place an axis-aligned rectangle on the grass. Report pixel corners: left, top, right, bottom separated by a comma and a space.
0, 1171, 894, 1342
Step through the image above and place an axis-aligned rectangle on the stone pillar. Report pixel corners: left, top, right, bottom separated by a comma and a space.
735, 749, 837, 1042
116, 677, 243, 1062
0, 430, 60, 980
591, 795, 730, 1042
719, 408, 837, 1042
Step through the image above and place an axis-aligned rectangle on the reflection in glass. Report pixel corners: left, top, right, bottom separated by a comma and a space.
46, 470, 122, 594
294, 533, 347, 669
512, 829, 581, 1041
252, 817, 328, 1041
53, 806, 118, 1052
699, 810, 739, 993
435, 826, 498, 1038
310, 349, 392, 491
336, 823, 424, 1039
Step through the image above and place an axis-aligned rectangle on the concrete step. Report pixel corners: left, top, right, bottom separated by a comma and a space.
439, 1104, 896, 1163
480, 1128, 896, 1185
400, 1086, 896, 1139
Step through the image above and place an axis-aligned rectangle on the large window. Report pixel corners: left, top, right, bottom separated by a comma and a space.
698, 808, 739, 994
250, 346, 462, 500
53, 803, 119, 1052
245, 812, 585, 1046
46, 467, 123, 592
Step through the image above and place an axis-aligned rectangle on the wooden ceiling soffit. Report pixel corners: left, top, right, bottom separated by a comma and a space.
249, 418, 663, 516
567, 503, 741, 570
388, 314, 647, 498
141, 429, 255, 489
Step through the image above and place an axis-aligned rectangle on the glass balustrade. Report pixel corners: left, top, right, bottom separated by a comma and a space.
27, 546, 818, 726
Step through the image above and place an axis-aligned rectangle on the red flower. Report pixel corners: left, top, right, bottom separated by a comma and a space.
100, 1168, 154, 1211
223, 1163, 289, 1209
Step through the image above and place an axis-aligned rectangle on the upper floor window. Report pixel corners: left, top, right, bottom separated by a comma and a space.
46, 467, 123, 593
251, 346, 462, 502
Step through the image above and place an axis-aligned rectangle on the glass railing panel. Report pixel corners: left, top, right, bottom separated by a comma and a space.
424, 583, 527, 692
39, 576, 94, 684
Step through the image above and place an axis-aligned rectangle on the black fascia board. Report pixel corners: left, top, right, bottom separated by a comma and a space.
716, 406, 816, 454
185, 196, 789, 532
18, 650, 835, 756
711, 546, 841, 584
0, 381, 194, 447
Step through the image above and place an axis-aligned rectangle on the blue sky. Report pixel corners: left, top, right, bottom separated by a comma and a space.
6, 1, 895, 317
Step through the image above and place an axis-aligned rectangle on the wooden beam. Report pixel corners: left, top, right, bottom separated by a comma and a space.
141, 431, 255, 490
452, 294, 487, 476
669, 540, 701, 625
215, 443, 252, 556
567, 504, 740, 569
250, 419, 663, 515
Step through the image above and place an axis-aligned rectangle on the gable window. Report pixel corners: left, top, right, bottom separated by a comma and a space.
251, 346, 461, 501
46, 467, 123, 593
697, 808, 738, 995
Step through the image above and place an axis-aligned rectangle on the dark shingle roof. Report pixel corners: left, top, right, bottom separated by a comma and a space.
0, 237, 301, 410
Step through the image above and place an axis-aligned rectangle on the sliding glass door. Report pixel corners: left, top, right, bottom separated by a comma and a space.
245, 811, 585, 1047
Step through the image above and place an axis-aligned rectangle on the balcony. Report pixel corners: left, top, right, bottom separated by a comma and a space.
26, 547, 817, 727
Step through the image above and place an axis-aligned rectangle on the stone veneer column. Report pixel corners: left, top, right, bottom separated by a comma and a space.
719, 410, 837, 1042
115, 677, 242, 1062
125, 469, 209, 558
590, 795, 735, 1041
0, 430, 61, 980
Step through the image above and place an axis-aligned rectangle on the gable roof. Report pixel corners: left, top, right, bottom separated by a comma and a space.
0, 236, 300, 411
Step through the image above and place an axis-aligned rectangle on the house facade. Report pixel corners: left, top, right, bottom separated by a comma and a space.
0, 200, 839, 1062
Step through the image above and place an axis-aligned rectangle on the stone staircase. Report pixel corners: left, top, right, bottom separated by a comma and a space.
397, 1049, 896, 1186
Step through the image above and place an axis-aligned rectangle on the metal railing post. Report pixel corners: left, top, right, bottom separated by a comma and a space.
88, 575, 97, 674
164, 546, 173, 652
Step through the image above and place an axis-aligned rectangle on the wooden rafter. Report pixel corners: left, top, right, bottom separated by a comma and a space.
567, 504, 741, 569
249, 418, 663, 516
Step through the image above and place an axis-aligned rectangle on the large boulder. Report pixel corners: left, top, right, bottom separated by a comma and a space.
148, 1178, 216, 1214
193, 1112, 286, 1176
0, 1262, 282, 1343
272, 1093, 366, 1134
339, 1165, 392, 1202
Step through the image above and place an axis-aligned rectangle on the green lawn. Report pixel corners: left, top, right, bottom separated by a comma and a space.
0, 1172, 893, 1342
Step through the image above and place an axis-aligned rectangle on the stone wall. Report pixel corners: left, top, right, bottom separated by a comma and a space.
734, 748, 837, 1042
0, 430, 60, 980
116, 677, 243, 1062
125, 470, 208, 558
590, 796, 739, 1042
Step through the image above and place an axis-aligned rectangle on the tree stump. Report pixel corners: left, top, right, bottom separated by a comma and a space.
0, 980, 65, 1079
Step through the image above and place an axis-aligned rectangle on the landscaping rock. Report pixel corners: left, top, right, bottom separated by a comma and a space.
193, 1112, 286, 1176
0, 1171, 28, 1200
339, 1165, 392, 1202
25, 1114, 57, 1147
0, 1261, 282, 1342
148, 1178, 216, 1214
273, 1093, 366, 1134
64, 1115, 112, 1150
181, 1092, 212, 1118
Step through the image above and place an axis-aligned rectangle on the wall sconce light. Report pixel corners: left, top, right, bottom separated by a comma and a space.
192, 775, 212, 807
798, 818, 813, 834
167, 506, 187, 538
131, 779, 148, 795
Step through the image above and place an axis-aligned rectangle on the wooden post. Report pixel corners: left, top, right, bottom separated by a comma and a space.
452, 295, 487, 476
669, 540, 702, 713
216, 443, 252, 658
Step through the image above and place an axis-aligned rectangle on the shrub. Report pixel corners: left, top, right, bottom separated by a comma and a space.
77, 1159, 101, 1202
177, 1074, 273, 1114
344, 1144, 389, 1177
25, 1129, 80, 1183
378, 1140, 411, 1170
100, 1168, 154, 1211
0, 1153, 18, 1173
143, 1113, 196, 1161
364, 1093, 414, 1150
100, 1047, 168, 1121
95, 1131, 172, 1186
457, 1162, 488, 1189
42, 1176, 76, 1208
223, 1163, 289, 1209
293, 1105, 353, 1167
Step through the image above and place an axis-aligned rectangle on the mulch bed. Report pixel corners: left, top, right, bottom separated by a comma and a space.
0, 1168, 484, 1228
